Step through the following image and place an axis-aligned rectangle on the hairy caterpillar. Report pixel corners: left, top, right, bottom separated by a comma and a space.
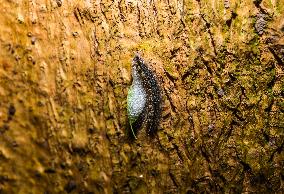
127, 55, 162, 139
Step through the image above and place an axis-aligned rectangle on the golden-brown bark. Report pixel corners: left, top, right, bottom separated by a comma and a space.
0, 0, 283, 193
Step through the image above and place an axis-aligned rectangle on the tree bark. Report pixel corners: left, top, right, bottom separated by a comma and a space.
0, 0, 283, 193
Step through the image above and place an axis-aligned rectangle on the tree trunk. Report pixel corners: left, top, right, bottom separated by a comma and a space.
0, 0, 283, 193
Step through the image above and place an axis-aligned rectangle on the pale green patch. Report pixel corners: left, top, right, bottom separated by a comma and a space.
127, 85, 138, 139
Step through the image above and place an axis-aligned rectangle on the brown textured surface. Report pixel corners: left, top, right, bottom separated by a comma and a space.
0, 0, 283, 193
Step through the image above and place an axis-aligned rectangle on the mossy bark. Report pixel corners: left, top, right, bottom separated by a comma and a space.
0, 0, 283, 193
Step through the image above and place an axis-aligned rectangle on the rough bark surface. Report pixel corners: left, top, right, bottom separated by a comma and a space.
0, 0, 283, 193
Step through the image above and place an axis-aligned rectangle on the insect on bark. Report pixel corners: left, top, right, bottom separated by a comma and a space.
127, 55, 162, 139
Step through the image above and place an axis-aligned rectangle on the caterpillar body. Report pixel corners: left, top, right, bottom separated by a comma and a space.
127, 55, 161, 139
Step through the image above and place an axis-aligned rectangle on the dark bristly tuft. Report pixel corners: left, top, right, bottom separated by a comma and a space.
132, 55, 162, 136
